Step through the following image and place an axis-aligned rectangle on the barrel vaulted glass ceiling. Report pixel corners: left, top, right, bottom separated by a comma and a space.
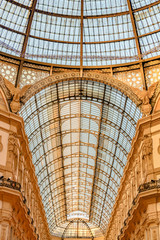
20, 79, 142, 236
0, 0, 160, 66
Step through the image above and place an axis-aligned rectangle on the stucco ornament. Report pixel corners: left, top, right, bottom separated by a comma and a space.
4, 78, 31, 113
131, 82, 158, 116
8, 131, 19, 171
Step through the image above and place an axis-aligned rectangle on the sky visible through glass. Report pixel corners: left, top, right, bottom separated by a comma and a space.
0, 0, 159, 66
19, 80, 142, 236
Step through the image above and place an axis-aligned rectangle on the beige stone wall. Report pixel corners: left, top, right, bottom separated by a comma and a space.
105, 112, 160, 240
0, 106, 51, 240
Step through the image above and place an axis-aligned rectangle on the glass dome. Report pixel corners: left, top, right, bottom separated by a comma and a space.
0, 0, 160, 67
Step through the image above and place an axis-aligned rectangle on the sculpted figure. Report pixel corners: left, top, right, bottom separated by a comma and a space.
141, 136, 153, 180
142, 136, 152, 159
8, 132, 19, 172
4, 79, 31, 113
131, 82, 158, 116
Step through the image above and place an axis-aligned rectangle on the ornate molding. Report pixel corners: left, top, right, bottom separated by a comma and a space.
21, 71, 141, 107
1, 71, 159, 112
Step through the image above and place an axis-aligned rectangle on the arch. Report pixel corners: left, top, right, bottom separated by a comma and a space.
21, 72, 141, 106
62, 219, 94, 239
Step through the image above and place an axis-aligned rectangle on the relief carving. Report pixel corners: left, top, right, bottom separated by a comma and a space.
0, 135, 3, 152
131, 82, 158, 116
142, 136, 152, 158
7, 132, 19, 172
141, 136, 153, 178
4, 79, 31, 113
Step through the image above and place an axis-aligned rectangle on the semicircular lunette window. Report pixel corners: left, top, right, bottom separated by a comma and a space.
62, 220, 93, 239
19, 79, 142, 236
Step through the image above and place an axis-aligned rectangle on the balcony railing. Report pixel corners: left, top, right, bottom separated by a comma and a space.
0, 176, 21, 191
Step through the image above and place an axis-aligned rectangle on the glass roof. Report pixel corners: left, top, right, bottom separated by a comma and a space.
0, 0, 160, 66
62, 220, 93, 238
19, 79, 142, 236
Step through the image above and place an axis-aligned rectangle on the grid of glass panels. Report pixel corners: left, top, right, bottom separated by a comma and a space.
134, 4, 160, 36
30, 13, 81, 42
36, 0, 81, 15
84, 0, 128, 15
0, 0, 160, 66
62, 220, 93, 238
0, 0, 29, 32
19, 79, 142, 236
